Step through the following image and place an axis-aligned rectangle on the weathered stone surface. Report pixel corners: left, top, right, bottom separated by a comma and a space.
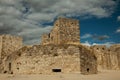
0, 34, 23, 73
91, 44, 120, 70
110, 44, 120, 69
80, 46, 97, 74
0, 35, 23, 59
41, 17, 80, 45
4, 44, 97, 74
0, 17, 119, 76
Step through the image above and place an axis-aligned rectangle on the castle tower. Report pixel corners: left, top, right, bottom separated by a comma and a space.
41, 17, 80, 45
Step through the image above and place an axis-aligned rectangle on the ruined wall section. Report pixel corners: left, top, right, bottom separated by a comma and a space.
41, 34, 50, 45
5, 45, 80, 74
0, 36, 2, 60
110, 44, 120, 69
0, 35, 23, 59
50, 20, 60, 44
91, 45, 108, 69
4, 44, 97, 74
91, 45, 120, 70
80, 46, 97, 74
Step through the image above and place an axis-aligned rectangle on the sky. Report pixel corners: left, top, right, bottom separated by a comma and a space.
0, 0, 120, 46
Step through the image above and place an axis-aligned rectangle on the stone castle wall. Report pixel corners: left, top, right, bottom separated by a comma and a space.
0, 34, 23, 73
4, 44, 97, 74
91, 44, 120, 70
0, 17, 120, 75
0, 35, 23, 60
110, 45, 120, 69
0, 36, 2, 59
41, 17, 80, 45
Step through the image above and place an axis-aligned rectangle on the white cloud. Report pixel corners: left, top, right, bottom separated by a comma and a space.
81, 34, 92, 39
43, 0, 116, 18
0, 6, 21, 17
27, 13, 56, 22
0, 0, 117, 44
81, 41, 91, 46
116, 27, 120, 33
18, 27, 48, 45
93, 42, 114, 47
82, 41, 114, 47
81, 33, 109, 41
117, 16, 120, 21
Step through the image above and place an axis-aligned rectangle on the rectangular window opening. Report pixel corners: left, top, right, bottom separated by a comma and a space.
52, 69, 61, 72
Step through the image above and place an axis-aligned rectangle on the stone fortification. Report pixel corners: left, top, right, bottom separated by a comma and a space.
4, 44, 97, 75
0, 34, 23, 72
41, 17, 80, 45
0, 34, 22, 59
91, 44, 120, 70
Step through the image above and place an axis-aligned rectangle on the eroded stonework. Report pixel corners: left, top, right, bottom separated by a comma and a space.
91, 44, 120, 70
41, 17, 80, 45
0, 35, 22, 59
4, 44, 97, 75
0, 16, 98, 75
1, 17, 120, 75
0, 34, 23, 73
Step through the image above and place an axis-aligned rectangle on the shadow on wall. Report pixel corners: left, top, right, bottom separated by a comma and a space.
80, 47, 97, 75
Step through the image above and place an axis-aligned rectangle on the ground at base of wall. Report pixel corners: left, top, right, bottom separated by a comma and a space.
0, 70, 120, 80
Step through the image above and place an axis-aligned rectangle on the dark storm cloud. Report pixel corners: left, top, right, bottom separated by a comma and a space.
0, 26, 15, 34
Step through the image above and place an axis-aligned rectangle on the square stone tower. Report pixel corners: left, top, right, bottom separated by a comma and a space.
41, 17, 80, 45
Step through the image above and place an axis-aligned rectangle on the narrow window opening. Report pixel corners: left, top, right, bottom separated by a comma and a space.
48, 33, 50, 38
53, 53, 58, 56
10, 71, 13, 74
17, 68, 19, 70
87, 68, 89, 72
18, 53, 21, 56
102, 48, 105, 50
4, 71, 7, 73
71, 22, 74, 25
9, 63, 11, 71
52, 69, 61, 72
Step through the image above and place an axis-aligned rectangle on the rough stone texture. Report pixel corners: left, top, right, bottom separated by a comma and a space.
0, 17, 120, 76
110, 44, 120, 69
80, 46, 97, 74
41, 17, 80, 45
91, 45, 109, 69
0, 35, 23, 73
0, 35, 23, 59
91, 44, 120, 70
4, 44, 97, 75
0, 16, 119, 75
